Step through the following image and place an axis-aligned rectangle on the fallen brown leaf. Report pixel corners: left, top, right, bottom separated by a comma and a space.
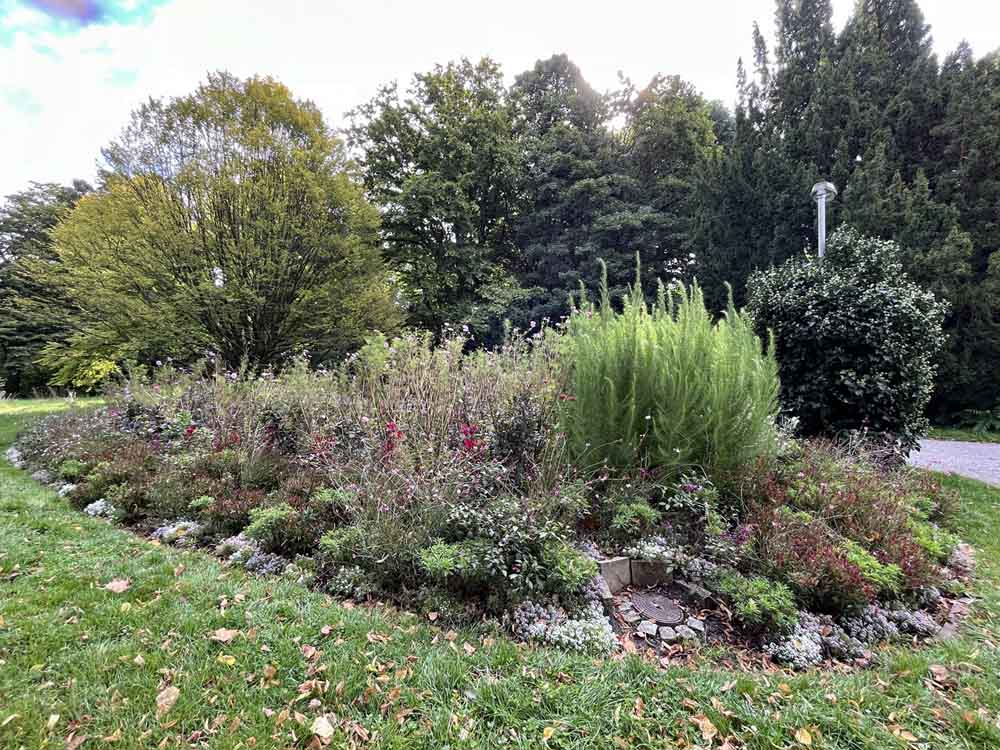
690, 714, 718, 742
929, 664, 954, 687
209, 628, 240, 644
311, 715, 335, 740
155, 685, 180, 718
101, 728, 122, 742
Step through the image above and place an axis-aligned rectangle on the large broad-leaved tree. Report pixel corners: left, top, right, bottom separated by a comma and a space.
32, 72, 400, 388
347, 58, 522, 338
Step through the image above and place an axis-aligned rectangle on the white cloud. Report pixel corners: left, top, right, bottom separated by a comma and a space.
1, 0, 997, 196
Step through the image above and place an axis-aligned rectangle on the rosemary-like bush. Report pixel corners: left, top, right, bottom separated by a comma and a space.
560, 263, 780, 477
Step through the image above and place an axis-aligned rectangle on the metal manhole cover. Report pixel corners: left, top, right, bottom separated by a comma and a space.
631, 593, 684, 625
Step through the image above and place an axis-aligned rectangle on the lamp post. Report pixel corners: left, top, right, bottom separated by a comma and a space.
810, 181, 837, 258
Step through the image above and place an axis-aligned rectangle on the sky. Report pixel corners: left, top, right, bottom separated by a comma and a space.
1, 0, 998, 198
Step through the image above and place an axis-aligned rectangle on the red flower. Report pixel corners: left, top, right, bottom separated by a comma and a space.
460, 423, 483, 453
383, 421, 405, 457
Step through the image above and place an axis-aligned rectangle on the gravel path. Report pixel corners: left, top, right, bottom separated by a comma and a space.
908, 439, 1000, 487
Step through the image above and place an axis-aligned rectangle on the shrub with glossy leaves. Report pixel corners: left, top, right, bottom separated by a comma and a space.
747, 227, 946, 453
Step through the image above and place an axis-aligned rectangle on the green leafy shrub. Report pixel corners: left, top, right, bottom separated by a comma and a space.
196, 488, 266, 536
747, 227, 947, 452
541, 541, 598, 595
189, 495, 214, 512
840, 540, 903, 595
146, 471, 205, 520
58, 459, 87, 481
440, 497, 578, 603
317, 525, 365, 563
65, 465, 116, 509
66, 444, 158, 520
418, 541, 466, 579
710, 568, 799, 634
561, 261, 779, 476
908, 518, 960, 563
244, 503, 313, 556
313, 487, 356, 519
419, 540, 492, 584
610, 500, 662, 540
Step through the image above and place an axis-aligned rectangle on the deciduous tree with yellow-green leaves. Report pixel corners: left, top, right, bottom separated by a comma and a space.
29, 72, 400, 388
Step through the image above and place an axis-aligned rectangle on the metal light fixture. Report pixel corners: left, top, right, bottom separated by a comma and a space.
811, 181, 837, 257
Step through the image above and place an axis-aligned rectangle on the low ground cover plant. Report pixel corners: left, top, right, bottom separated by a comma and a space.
11, 279, 973, 668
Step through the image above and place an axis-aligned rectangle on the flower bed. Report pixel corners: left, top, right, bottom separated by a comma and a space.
12, 328, 974, 668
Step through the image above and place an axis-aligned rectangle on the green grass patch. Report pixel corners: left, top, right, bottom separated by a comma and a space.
928, 426, 1000, 444
2, 399, 1000, 748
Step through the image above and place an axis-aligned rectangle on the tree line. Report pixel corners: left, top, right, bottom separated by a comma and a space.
1, 0, 997, 419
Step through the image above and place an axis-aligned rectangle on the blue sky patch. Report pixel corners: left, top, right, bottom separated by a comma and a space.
0, 0, 171, 45
3, 86, 42, 114
105, 66, 137, 86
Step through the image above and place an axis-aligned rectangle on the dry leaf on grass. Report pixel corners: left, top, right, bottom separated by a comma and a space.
928, 664, 954, 686
311, 715, 335, 740
690, 714, 718, 742
102, 727, 122, 742
889, 724, 919, 742
155, 685, 180, 718
209, 628, 240, 644
104, 579, 130, 594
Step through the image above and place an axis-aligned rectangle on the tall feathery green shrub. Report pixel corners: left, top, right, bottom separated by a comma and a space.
560, 261, 779, 477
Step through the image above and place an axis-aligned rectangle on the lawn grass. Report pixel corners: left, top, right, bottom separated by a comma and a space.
928, 426, 1000, 444
2, 400, 1000, 749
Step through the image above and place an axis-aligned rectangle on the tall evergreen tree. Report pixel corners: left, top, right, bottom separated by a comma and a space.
0, 180, 90, 394
619, 74, 718, 287
508, 56, 716, 325
506, 54, 621, 327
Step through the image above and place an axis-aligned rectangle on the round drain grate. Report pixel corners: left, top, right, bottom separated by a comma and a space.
631, 593, 684, 625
